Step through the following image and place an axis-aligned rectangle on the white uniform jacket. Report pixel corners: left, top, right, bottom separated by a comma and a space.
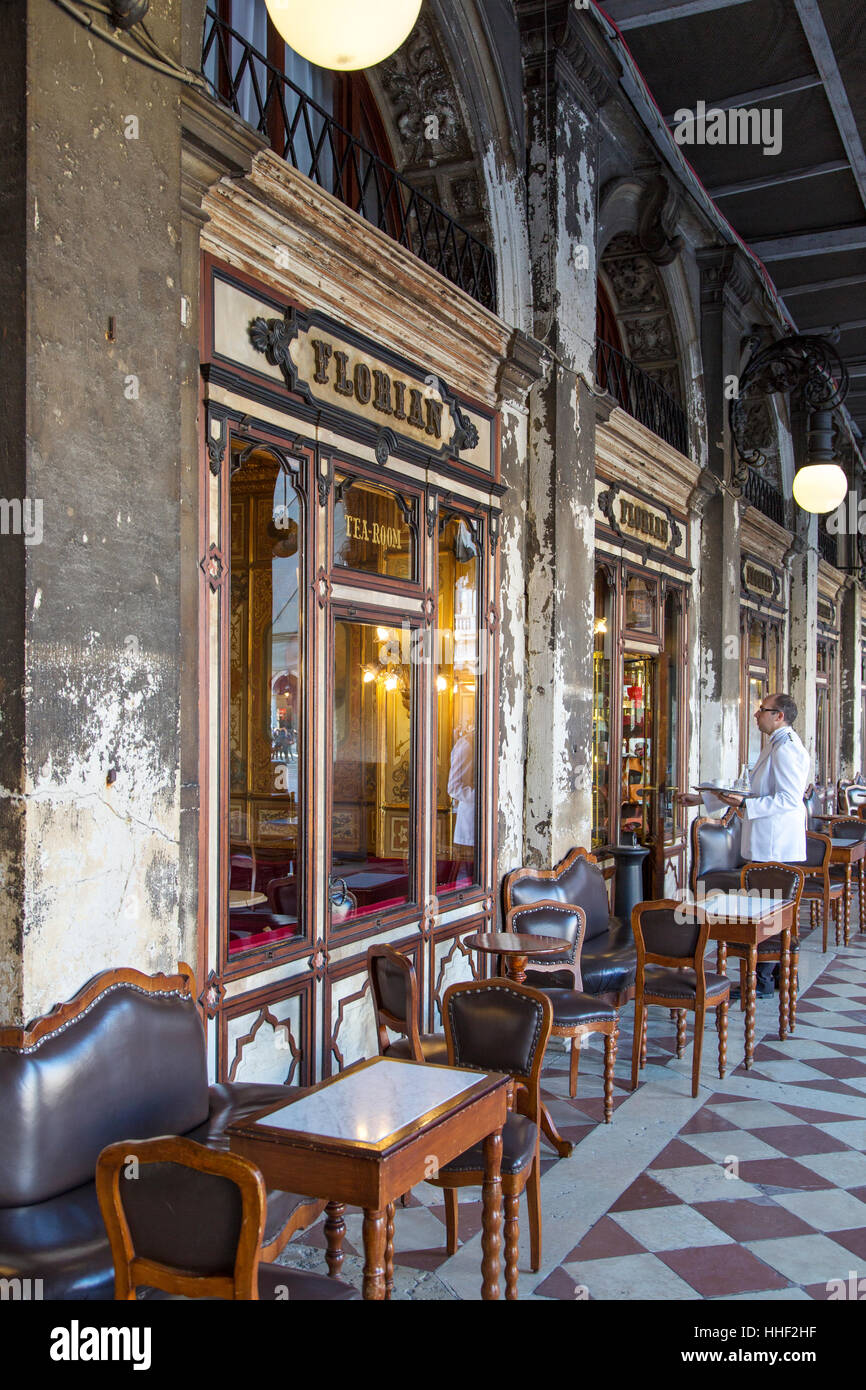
741, 725, 811, 863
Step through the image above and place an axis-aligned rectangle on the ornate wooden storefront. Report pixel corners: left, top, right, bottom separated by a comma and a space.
195, 166, 512, 1085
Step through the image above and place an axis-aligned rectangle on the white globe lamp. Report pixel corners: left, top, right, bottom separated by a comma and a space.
265, 0, 423, 70
792, 463, 847, 514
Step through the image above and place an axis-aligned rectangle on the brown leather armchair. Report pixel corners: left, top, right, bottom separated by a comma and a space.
502, 848, 636, 1004
690, 813, 746, 896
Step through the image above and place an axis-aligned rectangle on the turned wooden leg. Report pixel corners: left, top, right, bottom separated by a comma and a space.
790, 950, 799, 1033
604, 1022, 618, 1123
716, 940, 727, 976
385, 1202, 395, 1300
717, 999, 728, 1079
362, 1208, 388, 1301
640, 1008, 648, 1069
676, 1008, 687, 1059
443, 1188, 459, 1255
324, 1201, 346, 1279
778, 930, 790, 1042
569, 1034, 581, 1099
739, 957, 746, 1012
691, 1005, 704, 1098
745, 945, 757, 1069
481, 1128, 503, 1301
844, 868, 852, 946
859, 861, 865, 932
504, 1189, 520, 1301
631, 1000, 644, 1091
526, 1153, 541, 1272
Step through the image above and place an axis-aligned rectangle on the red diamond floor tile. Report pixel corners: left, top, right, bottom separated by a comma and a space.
659, 1243, 790, 1296
748, 1124, 852, 1156
789, 1078, 866, 1097
610, 1174, 683, 1211
780, 1103, 864, 1124
533, 1266, 588, 1299
680, 1108, 740, 1135
692, 1197, 816, 1241
827, 1227, 866, 1262
563, 1216, 647, 1261
736, 1158, 835, 1189
807, 1057, 866, 1078
650, 1138, 713, 1168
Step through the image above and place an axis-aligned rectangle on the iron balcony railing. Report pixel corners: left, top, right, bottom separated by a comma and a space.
596, 338, 690, 457
744, 467, 789, 529
818, 524, 839, 567
201, 9, 497, 312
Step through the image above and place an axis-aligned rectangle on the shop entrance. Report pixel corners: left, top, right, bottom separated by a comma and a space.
620, 650, 677, 897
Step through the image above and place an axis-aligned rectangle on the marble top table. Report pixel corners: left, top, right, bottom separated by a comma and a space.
227, 1056, 510, 1300
228, 890, 267, 909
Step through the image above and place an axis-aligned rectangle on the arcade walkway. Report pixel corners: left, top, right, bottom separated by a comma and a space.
275, 913, 866, 1300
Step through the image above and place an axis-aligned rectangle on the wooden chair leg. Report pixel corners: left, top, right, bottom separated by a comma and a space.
739, 957, 746, 1011
640, 1007, 648, 1069
790, 950, 799, 1032
526, 1155, 541, 1272
821, 896, 828, 952
444, 1188, 459, 1256
676, 1009, 687, 1059
604, 1023, 618, 1123
691, 1005, 705, 1099
569, 1034, 581, 1099
860, 861, 865, 933
717, 1000, 728, 1079
504, 1189, 520, 1300
631, 1000, 645, 1091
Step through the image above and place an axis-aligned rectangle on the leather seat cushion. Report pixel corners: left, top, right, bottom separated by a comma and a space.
697, 870, 745, 893
728, 938, 800, 957
384, 1033, 449, 1065
439, 1113, 537, 1176
580, 930, 637, 996
643, 966, 730, 1000
0, 1082, 320, 1300
528, 986, 616, 1027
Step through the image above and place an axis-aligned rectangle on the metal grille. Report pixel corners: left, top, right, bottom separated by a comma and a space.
596, 338, 690, 458
201, 9, 497, 312
744, 467, 789, 529
818, 524, 839, 567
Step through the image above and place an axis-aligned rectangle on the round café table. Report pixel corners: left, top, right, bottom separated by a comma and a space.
229, 890, 268, 909
464, 931, 573, 984
465, 930, 577, 1159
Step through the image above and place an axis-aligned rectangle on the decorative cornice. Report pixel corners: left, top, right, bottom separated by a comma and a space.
696, 244, 752, 312
496, 328, 550, 405
517, 1, 621, 108
687, 466, 720, 516
180, 88, 266, 225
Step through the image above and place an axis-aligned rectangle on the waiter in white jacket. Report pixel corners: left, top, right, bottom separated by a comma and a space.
716, 692, 811, 995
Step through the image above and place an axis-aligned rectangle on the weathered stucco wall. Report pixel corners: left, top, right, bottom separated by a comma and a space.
0, 0, 190, 1021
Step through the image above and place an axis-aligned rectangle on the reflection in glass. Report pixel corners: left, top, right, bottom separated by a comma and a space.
333, 473, 416, 580
228, 444, 303, 956
748, 676, 766, 765
436, 512, 480, 890
662, 592, 680, 841
592, 569, 613, 849
625, 574, 655, 633
331, 619, 414, 922
621, 655, 654, 843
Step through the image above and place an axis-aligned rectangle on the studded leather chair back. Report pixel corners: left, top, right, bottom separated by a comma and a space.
690, 814, 744, 893
504, 848, 612, 940
443, 979, 552, 1093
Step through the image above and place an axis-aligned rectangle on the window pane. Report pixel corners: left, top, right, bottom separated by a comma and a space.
592, 569, 613, 850
333, 473, 416, 580
228, 445, 303, 956
436, 513, 480, 890
625, 575, 655, 632
622, 655, 653, 843
748, 676, 765, 764
331, 619, 414, 922
662, 593, 680, 841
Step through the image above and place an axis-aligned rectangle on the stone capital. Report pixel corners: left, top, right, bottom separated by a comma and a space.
517, 1, 620, 109
496, 329, 550, 406
697, 244, 753, 314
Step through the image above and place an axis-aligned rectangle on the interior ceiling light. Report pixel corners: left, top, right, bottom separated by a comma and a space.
264, 0, 422, 70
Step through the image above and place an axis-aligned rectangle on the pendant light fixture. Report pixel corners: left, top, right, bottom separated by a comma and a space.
264, 0, 422, 70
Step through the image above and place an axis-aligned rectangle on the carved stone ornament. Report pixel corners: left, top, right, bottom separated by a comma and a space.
206, 408, 227, 477
200, 543, 227, 592
451, 404, 479, 454
638, 172, 683, 267
249, 311, 298, 387
687, 467, 720, 516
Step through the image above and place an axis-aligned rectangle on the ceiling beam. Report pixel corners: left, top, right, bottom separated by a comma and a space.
781, 273, 866, 298
793, 0, 866, 217
749, 227, 866, 261
707, 159, 849, 199
665, 74, 823, 125
799, 318, 866, 335
607, 0, 752, 30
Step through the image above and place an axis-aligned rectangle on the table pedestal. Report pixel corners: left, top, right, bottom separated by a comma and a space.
606, 842, 650, 925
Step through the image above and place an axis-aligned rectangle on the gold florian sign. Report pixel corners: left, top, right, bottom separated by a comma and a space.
617, 497, 669, 547
741, 556, 778, 601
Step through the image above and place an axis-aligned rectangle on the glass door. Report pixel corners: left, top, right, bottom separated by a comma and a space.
621, 655, 655, 845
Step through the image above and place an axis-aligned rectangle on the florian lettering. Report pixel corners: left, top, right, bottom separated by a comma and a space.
745, 565, 773, 595
311, 338, 333, 384
619, 500, 668, 545
307, 337, 446, 441
373, 369, 393, 415
333, 350, 354, 397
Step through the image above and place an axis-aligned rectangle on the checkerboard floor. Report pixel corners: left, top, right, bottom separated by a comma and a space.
276, 910, 866, 1299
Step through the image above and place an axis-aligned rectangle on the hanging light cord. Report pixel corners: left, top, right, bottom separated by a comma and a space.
49, 0, 207, 86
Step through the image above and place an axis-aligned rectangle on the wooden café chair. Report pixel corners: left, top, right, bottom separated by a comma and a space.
366, 943, 448, 1064
724, 864, 805, 1032
96, 1136, 358, 1300
426, 978, 553, 1299
631, 900, 730, 1099
504, 900, 619, 1122
794, 831, 844, 952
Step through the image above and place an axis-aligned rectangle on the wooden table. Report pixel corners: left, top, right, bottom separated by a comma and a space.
229, 890, 268, 909
227, 1056, 509, 1300
698, 892, 797, 1068
465, 930, 576, 1160
828, 837, 866, 946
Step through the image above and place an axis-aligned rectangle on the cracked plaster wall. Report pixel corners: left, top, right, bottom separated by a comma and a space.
0, 0, 188, 1022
